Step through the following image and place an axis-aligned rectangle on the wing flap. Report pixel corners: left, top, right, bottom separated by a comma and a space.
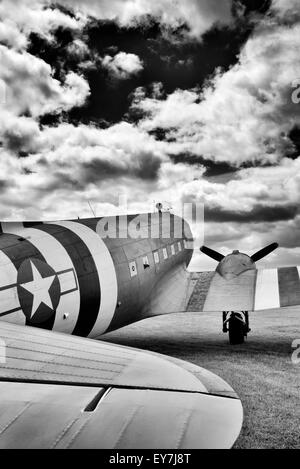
0, 382, 242, 449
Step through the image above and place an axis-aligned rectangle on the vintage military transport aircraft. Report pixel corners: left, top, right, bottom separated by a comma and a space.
0, 212, 297, 449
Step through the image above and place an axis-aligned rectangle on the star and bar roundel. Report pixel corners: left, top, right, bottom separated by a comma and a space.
0, 221, 118, 337
17, 258, 61, 324
0, 253, 79, 327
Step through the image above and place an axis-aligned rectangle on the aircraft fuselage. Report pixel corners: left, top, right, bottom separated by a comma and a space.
0, 213, 193, 338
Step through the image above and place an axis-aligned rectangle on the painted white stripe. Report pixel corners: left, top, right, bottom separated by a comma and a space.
0, 250, 25, 325
0, 249, 18, 286
52, 221, 118, 337
1, 222, 24, 233
254, 268, 280, 310
1, 225, 80, 334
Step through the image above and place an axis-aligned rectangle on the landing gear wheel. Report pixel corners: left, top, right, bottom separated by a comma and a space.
228, 313, 245, 345
223, 311, 250, 344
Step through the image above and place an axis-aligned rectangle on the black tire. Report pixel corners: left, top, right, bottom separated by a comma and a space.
228, 314, 245, 345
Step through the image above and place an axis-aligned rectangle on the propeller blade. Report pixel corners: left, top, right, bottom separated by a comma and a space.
250, 242, 279, 262
200, 245, 225, 262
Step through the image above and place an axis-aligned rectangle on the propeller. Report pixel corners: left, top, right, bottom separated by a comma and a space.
200, 242, 279, 263
250, 242, 279, 262
200, 246, 225, 262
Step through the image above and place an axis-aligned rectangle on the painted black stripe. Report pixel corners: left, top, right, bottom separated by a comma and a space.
186, 272, 215, 312
0, 233, 55, 330
252, 269, 258, 311
278, 267, 300, 307
23, 221, 45, 228
34, 223, 101, 337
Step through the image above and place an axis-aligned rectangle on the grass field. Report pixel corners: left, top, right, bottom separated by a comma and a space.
102, 307, 300, 449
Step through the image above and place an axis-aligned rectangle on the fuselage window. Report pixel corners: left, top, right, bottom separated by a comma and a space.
154, 251, 160, 264
163, 247, 168, 260
178, 241, 182, 252
171, 244, 175, 256
143, 255, 150, 269
129, 261, 137, 277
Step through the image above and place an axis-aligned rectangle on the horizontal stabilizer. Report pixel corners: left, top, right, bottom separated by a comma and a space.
187, 265, 300, 311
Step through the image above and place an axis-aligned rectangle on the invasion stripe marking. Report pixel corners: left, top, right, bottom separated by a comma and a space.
52, 221, 118, 337
0, 249, 24, 325
1, 222, 24, 233
18, 227, 79, 333
254, 268, 280, 310
0, 231, 55, 330
278, 266, 300, 307
1, 226, 81, 335
38, 223, 101, 337
23, 222, 46, 228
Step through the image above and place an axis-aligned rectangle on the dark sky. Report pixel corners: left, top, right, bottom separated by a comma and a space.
29, 0, 272, 127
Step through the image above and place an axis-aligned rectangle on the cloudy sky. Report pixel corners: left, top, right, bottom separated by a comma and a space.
0, 0, 300, 270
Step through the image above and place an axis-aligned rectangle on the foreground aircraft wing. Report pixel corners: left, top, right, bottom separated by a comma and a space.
0, 321, 242, 449
187, 266, 300, 311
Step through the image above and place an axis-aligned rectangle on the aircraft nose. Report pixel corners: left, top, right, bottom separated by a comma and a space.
222, 272, 236, 280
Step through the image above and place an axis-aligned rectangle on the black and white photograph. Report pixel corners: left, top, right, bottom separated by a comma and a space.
0, 0, 299, 453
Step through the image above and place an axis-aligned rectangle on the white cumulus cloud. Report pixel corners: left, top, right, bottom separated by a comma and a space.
102, 52, 144, 79
0, 45, 90, 117
0, 0, 86, 50
58, 0, 233, 38
133, 16, 300, 166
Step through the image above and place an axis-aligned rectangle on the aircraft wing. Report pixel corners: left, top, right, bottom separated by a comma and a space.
0, 321, 242, 449
187, 266, 300, 311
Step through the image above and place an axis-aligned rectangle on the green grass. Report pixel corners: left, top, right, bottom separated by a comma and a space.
102, 307, 300, 449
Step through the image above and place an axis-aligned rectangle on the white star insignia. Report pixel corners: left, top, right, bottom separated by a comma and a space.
20, 261, 56, 319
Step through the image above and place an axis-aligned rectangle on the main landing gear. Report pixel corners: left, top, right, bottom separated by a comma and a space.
222, 311, 251, 345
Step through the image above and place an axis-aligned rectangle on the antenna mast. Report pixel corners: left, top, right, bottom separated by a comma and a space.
88, 200, 96, 218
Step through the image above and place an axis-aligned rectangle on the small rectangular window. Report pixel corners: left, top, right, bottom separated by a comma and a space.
154, 251, 160, 264
178, 241, 182, 252
171, 244, 175, 255
143, 255, 150, 269
129, 261, 137, 277
163, 248, 168, 260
